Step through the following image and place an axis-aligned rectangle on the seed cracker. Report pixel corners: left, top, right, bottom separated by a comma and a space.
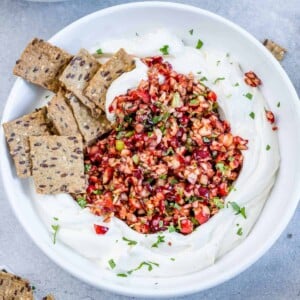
66, 93, 112, 145
29, 135, 85, 194
59, 49, 102, 117
263, 39, 287, 61
84, 48, 135, 110
13, 38, 72, 92
47, 91, 81, 136
3, 107, 50, 178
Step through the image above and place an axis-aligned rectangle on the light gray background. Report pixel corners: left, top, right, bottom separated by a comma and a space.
0, 0, 299, 299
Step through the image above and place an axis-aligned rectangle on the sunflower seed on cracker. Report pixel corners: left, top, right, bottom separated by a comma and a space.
47, 91, 81, 136
29, 135, 85, 194
84, 48, 135, 110
0, 271, 34, 299
3, 107, 51, 178
59, 49, 102, 117
66, 93, 112, 145
13, 38, 72, 93
263, 39, 287, 61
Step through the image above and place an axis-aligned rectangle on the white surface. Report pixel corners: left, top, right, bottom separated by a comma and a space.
1, 1, 300, 298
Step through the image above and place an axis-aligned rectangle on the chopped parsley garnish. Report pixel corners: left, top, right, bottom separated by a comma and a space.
266, 144, 271, 151
214, 77, 225, 84
249, 112, 255, 119
229, 202, 247, 219
189, 99, 200, 106
244, 92, 253, 100
168, 225, 176, 233
170, 257, 176, 261
45, 95, 50, 99
77, 197, 87, 208
159, 45, 169, 55
277, 102, 281, 108
237, 227, 243, 236
196, 39, 204, 49
216, 162, 228, 174
158, 220, 164, 228
92, 189, 102, 195
234, 82, 239, 87
199, 76, 208, 81
152, 235, 165, 248
53, 217, 59, 221
117, 261, 160, 277
165, 147, 175, 156
213, 197, 224, 209
96, 48, 103, 55
170, 178, 178, 185
122, 237, 137, 246
84, 164, 91, 172
125, 131, 134, 137
159, 174, 167, 180
117, 273, 127, 277
108, 259, 116, 269
226, 53, 230, 57
216, 60, 221, 66
51, 224, 60, 244
189, 29, 194, 35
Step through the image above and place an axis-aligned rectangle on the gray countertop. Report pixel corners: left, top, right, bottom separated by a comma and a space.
0, 0, 299, 299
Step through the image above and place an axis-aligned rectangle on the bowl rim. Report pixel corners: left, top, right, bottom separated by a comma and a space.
1, 1, 300, 298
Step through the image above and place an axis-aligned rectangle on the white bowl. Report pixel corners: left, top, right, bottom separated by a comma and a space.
1, 2, 300, 298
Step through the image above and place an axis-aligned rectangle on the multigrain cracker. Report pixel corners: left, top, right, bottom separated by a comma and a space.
66, 93, 112, 145
0, 270, 34, 299
84, 48, 135, 110
59, 49, 102, 117
13, 38, 72, 92
29, 135, 86, 194
3, 107, 50, 178
263, 39, 287, 61
47, 91, 81, 136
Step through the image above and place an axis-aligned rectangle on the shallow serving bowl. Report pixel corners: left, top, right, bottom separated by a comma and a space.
1, 2, 300, 298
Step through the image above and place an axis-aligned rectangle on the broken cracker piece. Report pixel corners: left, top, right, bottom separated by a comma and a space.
263, 39, 287, 61
0, 270, 34, 299
47, 91, 81, 136
59, 49, 102, 117
13, 38, 72, 92
3, 107, 50, 178
29, 135, 85, 194
84, 48, 135, 111
66, 93, 112, 145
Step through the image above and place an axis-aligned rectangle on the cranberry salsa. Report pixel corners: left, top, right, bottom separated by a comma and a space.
83, 56, 248, 235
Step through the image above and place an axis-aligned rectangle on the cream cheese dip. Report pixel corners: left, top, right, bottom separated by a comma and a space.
32, 29, 280, 278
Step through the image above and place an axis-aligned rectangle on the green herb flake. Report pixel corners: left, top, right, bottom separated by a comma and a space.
152, 235, 165, 248
266, 144, 271, 151
125, 131, 134, 137
277, 102, 281, 108
84, 164, 91, 173
249, 112, 255, 119
53, 217, 59, 221
96, 48, 103, 55
213, 197, 224, 209
244, 92, 253, 100
108, 259, 116, 269
122, 237, 138, 246
77, 197, 87, 208
152, 115, 162, 124
216, 60, 221, 66
172, 92, 182, 108
189, 29, 194, 35
189, 99, 200, 106
132, 154, 139, 165
199, 76, 208, 82
203, 137, 211, 143
159, 174, 167, 180
51, 224, 60, 244
170, 257, 176, 261
117, 273, 127, 277
214, 77, 225, 84
127, 261, 159, 275
92, 189, 102, 195
216, 162, 227, 174
234, 82, 240, 87
158, 220, 164, 228
229, 202, 247, 219
196, 39, 204, 49
165, 147, 175, 156
115, 140, 125, 151
168, 225, 176, 233
159, 45, 169, 55
170, 178, 178, 185
237, 227, 243, 236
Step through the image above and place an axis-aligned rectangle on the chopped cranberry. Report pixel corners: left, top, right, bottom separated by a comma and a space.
180, 219, 193, 234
